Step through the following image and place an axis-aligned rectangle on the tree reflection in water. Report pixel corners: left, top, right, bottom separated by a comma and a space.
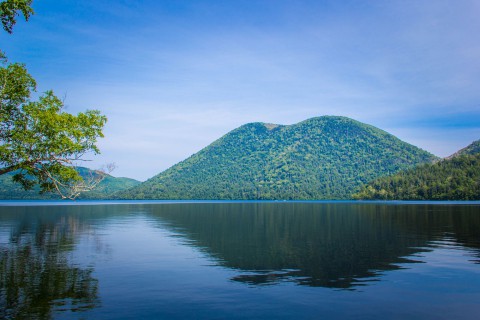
0, 208, 99, 320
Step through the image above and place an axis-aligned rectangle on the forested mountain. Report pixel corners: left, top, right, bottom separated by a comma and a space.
0, 167, 140, 200
354, 140, 480, 200
118, 116, 437, 200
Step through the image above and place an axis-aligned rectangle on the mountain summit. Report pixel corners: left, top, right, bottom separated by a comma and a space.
119, 116, 437, 200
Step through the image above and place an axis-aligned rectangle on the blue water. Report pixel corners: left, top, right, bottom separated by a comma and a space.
1, 201, 479, 319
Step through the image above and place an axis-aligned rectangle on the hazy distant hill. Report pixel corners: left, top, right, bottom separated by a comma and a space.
118, 116, 437, 200
0, 167, 140, 200
354, 140, 480, 200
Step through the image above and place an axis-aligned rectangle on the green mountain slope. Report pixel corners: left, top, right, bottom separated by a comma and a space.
0, 167, 140, 200
447, 139, 480, 158
354, 140, 480, 200
119, 116, 437, 200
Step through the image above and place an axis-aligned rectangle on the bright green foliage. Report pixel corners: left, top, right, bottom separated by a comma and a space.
354, 142, 480, 200
0, 0, 33, 33
0, 58, 36, 139
0, 167, 140, 199
0, 0, 108, 197
0, 57, 35, 109
119, 116, 437, 200
0, 58, 107, 194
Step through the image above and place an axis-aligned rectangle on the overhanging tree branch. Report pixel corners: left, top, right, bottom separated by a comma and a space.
1, 1, 109, 199
43, 163, 116, 200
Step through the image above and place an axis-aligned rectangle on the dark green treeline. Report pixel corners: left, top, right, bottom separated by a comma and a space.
354, 153, 480, 200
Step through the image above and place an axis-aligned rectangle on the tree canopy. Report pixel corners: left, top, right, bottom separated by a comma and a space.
0, 0, 108, 199
0, 0, 33, 33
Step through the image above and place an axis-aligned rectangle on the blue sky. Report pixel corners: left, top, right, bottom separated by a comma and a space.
1, 0, 479, 180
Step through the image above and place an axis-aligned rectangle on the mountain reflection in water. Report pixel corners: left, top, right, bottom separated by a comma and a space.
147, 202, 480, 289
0, 201, 479, 320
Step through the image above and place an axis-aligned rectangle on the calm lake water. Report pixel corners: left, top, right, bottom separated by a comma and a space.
0, 201, 479, 319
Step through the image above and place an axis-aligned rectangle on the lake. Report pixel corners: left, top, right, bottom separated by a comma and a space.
0, 201, 479, 319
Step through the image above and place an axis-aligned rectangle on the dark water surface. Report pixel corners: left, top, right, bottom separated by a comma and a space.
0, 201, 479, 319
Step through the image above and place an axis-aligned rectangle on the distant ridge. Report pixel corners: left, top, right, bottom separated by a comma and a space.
354, 139, 480, 200
0, 167, 140, 200
447, 139, 480, 159
118, 116, 437, 200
